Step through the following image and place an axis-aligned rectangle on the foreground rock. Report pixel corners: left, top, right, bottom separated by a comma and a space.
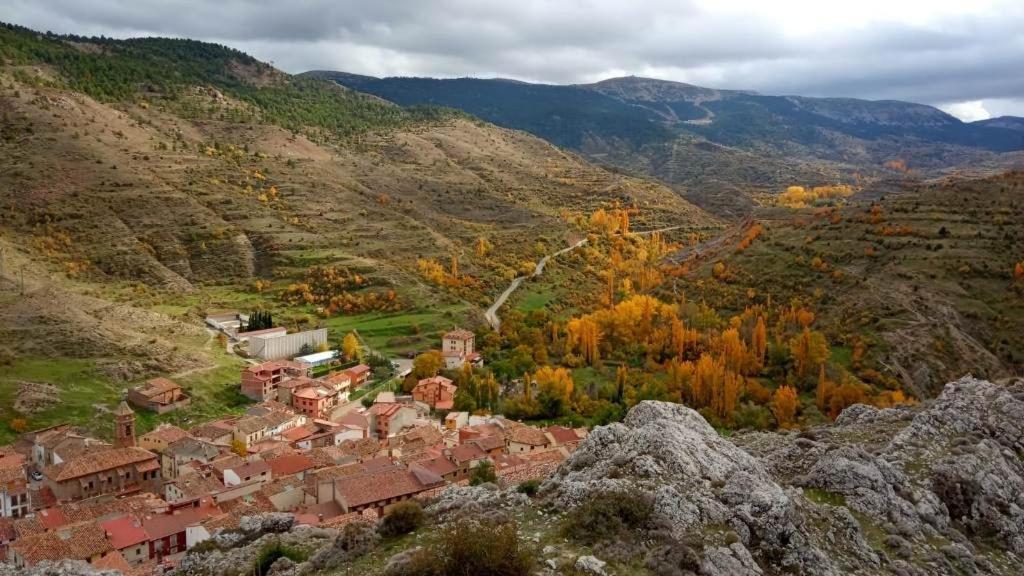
545, 376, 1024, 575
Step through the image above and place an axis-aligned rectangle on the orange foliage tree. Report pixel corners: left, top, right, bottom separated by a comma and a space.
771, 386, 799, 428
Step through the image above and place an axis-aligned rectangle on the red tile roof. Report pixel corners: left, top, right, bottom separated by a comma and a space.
140, 424, 190, 445
100, 515, 148, 549
36, 507, 68, 530
266, 454, 315, 477
411, 456, 458, 478
134, 378, 181, 398
449, 443, 487, 464
43, 447, 158, 482
10, 520, 113, 565
334, 465, 443, 509
226, 460, 270, 480
546, 425, 583, 445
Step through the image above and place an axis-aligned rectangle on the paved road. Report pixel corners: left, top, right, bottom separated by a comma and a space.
484, 238, 588, 330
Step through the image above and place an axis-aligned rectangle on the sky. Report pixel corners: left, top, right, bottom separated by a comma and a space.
6, 0, 1024, 120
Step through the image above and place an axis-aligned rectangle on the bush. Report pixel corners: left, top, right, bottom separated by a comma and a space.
378, 500, 425, 538
732, 402, 771, 430
385, 518, 532, 576
562, 489, 654, 546
469, 460, 497, 486
516, 479, 541, 497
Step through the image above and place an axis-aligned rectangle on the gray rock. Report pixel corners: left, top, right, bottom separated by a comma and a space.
574, 555, 607, 575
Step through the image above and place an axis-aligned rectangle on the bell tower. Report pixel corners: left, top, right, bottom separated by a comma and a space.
114, 392, 136, 448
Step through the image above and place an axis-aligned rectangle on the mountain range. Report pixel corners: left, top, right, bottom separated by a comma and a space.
307, 72, 1024, 216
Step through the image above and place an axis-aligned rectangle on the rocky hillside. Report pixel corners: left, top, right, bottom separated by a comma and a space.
311, 73, 1024, 217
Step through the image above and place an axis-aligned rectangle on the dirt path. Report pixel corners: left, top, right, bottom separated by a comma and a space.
485, 238, 588, 330
483, 225, 687, 330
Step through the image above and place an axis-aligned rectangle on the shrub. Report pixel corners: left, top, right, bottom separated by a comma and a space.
469, 460, 497, 486
516, 479, 541, 497
562, 489, 654, 546
385, 518, 532, 576
378, 500, 425, 538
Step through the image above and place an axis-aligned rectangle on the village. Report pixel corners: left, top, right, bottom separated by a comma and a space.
0, 314, 587, 574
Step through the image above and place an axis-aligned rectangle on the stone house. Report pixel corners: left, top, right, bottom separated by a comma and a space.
127, 378, 190, 413
42, 447, 161, 502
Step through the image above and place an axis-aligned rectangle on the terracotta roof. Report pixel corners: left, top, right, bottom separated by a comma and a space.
188, 424, 234, 443
170, 474, 223, 501
334, 465, 443, 509
210, 454, 245, 472
10, 520, 113, 564
449, 443, 487, 464
506, 423, 550, 447
444, 329, 475, 341
0, 448, 25, 470
233, 415, 270, 435
415, 375, 455, 390
92, 549, 133, 573
134, 378, 182, 398
281, 424, 318, 442
166, 437, 222, 461
37, 507, 68, 530
266, 454, 315, 477
344, 364, 371, 377
140, 424, 190, 445
336, 411, 369, 430
100, 515, 148, 549
226, 460, 270, 480
546, 425, 583, 445
337, 437, 382, 459
142, 505, 219, 540
411, 456, 458, 478
468, 434, 505, 453
323, 372, 352, 387
43, 447, 158, 482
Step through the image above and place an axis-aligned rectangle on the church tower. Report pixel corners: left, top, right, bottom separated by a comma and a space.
114, 393, 136, 448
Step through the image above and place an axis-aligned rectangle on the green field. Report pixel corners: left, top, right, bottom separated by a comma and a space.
323, 304, 475, 354
0, 346, 252, 444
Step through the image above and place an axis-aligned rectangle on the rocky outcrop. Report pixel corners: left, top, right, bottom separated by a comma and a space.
545, 376, 1024, 575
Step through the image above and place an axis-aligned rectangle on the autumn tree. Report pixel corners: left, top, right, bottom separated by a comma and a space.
788, 328, 830, 379
1015, 261, 1024, 281
771, 386, 799, 428
342, 332, 361, 361
816, 364, 832, 412
475, 236, 492, 259
752, 316, 767, 368
535, 366, 574, 405
566, 317, 601, 365
231, 439, 248, 457
412, 351, 444, 379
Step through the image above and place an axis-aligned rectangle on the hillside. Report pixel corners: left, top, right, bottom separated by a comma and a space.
673, 172, 1024, 399
308, 72, 1024, 217
0, 24, 716, 440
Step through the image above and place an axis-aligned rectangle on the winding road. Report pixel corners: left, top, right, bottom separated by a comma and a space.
483, 224, 692, 330
484, 238, 588, 330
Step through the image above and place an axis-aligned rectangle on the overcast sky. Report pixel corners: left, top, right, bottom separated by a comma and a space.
7, 0, 1024, 120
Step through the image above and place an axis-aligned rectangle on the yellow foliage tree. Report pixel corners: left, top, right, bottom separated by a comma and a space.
342, 332, 361, 361
475, 237, 492, 259
752, 316, 768, 368
413, 351, 444, 379
535, 366, 574, 404
771, 386, 799, 428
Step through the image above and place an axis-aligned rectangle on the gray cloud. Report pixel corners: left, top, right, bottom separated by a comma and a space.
5, 0, 1024, 118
